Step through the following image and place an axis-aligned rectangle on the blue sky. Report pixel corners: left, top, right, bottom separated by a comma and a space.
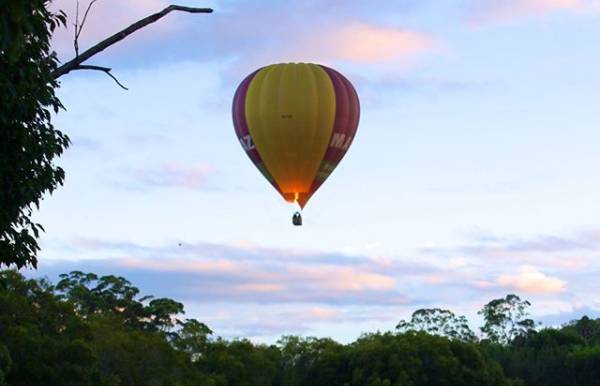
28, 0, 600, 342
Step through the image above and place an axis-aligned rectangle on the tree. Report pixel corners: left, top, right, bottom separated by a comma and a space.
396, 308, 477, 342
56, 270, 187, 334
1, 1, 70, 269
1, 1, 212, 269
173, 319, 213, 361
479, 294, 536, 345
563, 315, 600, 344
198, 338, 281, 386
0, 270, 109, 385
485, 327, 585, 386
0, 270, 213, 385
0, 345, 11, 386
277, 336, 344, 386
18, 270, 600, 386
345, 332, 517, 386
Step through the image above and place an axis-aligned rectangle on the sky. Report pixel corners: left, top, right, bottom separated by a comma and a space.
26, 0, 600, 342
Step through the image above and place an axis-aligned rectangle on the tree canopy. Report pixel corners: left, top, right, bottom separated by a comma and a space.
396, 308, 477, 342
479, 294, 536, 344
2, 270, 600, 385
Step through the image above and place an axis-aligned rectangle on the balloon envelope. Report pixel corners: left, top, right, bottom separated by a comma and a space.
232, 63, 359, 208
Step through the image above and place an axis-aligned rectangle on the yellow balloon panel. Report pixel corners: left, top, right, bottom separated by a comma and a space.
245, 63, 336, 204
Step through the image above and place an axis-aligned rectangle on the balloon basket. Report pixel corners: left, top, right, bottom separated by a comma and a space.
292, 212, 303, 226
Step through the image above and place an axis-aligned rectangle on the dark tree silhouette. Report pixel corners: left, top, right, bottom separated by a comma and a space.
479, 294, 536, 344
396, 308, 477, 342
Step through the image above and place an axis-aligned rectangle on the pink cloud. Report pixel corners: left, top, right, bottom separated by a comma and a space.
468, 0, 599, 25
291, 266, 396, 292
121, 256, 396, 295
424, 273, 451, 284
473, 280, 495, 289
290, 22, 439, 65
323, 23, 437, 64
495, 266, 566, 294
120, 257, 238, 273
39, 226, 600, 339
234, 284, 286, 293
304, 307, 340, 320
218, 16, 441, 74
285, 307, 341, 322
92, 239, 405, 305
549, 256, 589, 270
50, 1, 441, 77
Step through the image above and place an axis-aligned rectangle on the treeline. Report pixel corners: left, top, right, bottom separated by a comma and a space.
1, 271, 599, 386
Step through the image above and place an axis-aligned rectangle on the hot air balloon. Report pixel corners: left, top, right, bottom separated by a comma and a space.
232, 63, 360, 225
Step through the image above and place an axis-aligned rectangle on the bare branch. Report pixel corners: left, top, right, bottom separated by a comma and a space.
54, 4, 213, 79
72, 65, 129, 90
74, 0, 80, 56
77, 0, 99, 42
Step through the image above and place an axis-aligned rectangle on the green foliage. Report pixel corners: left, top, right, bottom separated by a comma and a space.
562, 316, 600, 345
7, 271, 600, 386
0, 270, 107, 385
484, 328, 582, 386
343, 332, 515, 386
396, 308, 477, 342
56, 270, 185, 333
277, 336, 344, 386
565, 345, 600, 385
87, 314, 201, 386
479, 294, 536, 344
0, 270, 206, 385
480, 318, 600, 386
199, 338, 281, 386
173, 319, 214, 361
0, 0, 70, 268
0, 345, 11, 386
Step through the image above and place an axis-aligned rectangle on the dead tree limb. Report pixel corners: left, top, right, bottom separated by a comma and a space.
72, 65, 129, 89
73, 0, 79, 56
74, 0, 100, 57
54, 4, 213, 80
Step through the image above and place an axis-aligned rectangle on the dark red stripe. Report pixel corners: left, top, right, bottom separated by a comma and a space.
307, 65, 360, 195
232, 69, 262, 165
321, 65, 360, 163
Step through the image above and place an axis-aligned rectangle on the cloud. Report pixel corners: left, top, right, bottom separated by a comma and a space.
36, 238, 421, 306
467, 0, 600, 25
41, 229, 600, 309
303, 307, 341, 320
113, 257, 406, 305
420, 230, 600, 268
291, 23, 438, 65
34, 227, 600, 340
131, 163, 214, 189
234, 283, 286, 293
49, 0, 441, 79
495, 266, 566, 294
